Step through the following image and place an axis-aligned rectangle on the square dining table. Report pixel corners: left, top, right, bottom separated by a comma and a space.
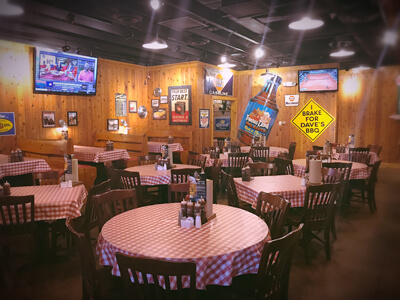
0, 154, 51, 180
73, 145, 130, 163
148, 141, 184, 153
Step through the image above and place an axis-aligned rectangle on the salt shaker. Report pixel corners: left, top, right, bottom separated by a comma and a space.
195, 214, 202, 229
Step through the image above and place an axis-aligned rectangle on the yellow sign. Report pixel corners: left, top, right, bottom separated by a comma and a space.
291, 99, 335, 142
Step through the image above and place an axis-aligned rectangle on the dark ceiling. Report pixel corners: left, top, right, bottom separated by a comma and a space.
1, 0, 399, 70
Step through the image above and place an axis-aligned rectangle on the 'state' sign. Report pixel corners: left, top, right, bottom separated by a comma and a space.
291, 99, 335, 142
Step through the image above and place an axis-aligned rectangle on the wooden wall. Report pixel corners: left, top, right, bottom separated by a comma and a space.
1, 41, 399, 162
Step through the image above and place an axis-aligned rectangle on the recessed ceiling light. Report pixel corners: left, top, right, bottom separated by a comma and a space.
289, 16, 324, 30
330, 49, 355, 57
383, 29, 397, 46
142, 37, 168, 50
218, 62, 236, 68
0, 0, 23, 16
255, 48, 264, 58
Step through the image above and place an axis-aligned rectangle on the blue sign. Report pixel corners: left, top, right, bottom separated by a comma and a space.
0, 112, 16, 136
215, 118, 231, 131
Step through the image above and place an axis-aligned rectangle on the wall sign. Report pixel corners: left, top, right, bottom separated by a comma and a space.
204, 67, 233, 96
168, 85, 192, 125
199, 109, 210, 129
291, 98, 335, 142
284, 94, 299, 106
115, 93, 127, 117
0, 112, 16, 136
215, 117, 231, 131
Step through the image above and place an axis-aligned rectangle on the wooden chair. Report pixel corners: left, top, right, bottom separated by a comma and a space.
286, 142, 297, 160
255, 192, 291, 239
168, 183, 190, 203
367, 144, 382, 156
221, 170, 253, 211
350, 160, 382, 213
248, 162, 275, 177
92, 189, 137, 232
227, 152, 250, 177
116, 253, 196, 300
349, 152, 370, 165
32, 171, 61, 185
231, 142, 241, 153
66, 218, 123, 300
250, 146, 270, 162
349, 147, 370, 162
187, 154, 206, 169
288, 183, 340, 264
170, 168, 201, 184
312, 145, 323, 151
306, 150, 319, 156
137, 155, 161, 166
274, 157, 294, 175
210, 160, 223, 203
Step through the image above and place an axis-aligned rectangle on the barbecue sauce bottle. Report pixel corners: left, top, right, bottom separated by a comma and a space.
237, 73, 282, 145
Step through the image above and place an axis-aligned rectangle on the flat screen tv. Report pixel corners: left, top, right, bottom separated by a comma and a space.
34, 47, 98, 95
298, 68, 338, 92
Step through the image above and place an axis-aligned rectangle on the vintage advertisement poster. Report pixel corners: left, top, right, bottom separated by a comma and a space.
199, 109, 210, 129
168, 85, 192, 125
215, 117, 231, 131
284, 94, 300, 106
0, 112, 16, 136
115, 93, 127, 117
204, 67, 233, 96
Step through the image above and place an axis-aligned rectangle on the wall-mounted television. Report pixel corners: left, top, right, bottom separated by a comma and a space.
34, 47, 98, 95
298, 68, 338, 92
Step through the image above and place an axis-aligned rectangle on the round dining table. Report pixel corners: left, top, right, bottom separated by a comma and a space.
125, 164, 201, 185
96, 203, 270, 290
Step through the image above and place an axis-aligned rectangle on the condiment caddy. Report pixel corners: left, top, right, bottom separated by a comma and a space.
105, 140, 114, 151
8, 149, 24, 162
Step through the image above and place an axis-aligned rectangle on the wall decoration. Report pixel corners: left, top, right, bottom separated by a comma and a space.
129, 101, 137, 113
199, 109, 210, 129
284, 95, 300, 107
160, 95, 168, 104
169, 85, 192, 125
107, 119, 119, 131
154, 87, 162, 97
138, 106, 148, 119
0, 112, 16, 136
215, 117, 231, 131
42, 111, 56, 128
67, 111, 78, 126
204, 67, 233, 96
115, 93, 127, 116
151, 99, 160, 108
153, 108, 167, 120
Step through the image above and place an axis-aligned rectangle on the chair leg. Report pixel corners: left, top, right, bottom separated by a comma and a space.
302, 231, 311, 265
330, 208, 337, 240
324, 226, 331, 260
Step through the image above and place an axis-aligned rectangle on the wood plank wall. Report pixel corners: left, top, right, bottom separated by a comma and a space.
1, 41, 399, 162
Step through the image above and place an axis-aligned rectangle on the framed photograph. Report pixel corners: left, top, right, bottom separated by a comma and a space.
199, 109, 210, 129
42, 111, 56, 128
168, 85, 192, 125
160, 95, 168, 104
107, 119, 119, 131
153, 108, 167, 120
151, 99, 159, 108
67, 111, 78, 126
115, 93, 127, 116
129, 101, 137, 113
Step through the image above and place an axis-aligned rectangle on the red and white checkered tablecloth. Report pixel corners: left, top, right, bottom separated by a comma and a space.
0, 154, 51, 180
234, 175, 307, 209
2, 184, 87, 223
331, 151, 379, 165
148, 141, 184, 153
292, 159, 369, 180
202, 153, 253, 167
125, 164, 201, 185
96, 203, 270, 290
74, 146, 130, 163
240, 146, 288, 158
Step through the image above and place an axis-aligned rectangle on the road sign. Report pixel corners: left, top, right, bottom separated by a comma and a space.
291, 99, 335, 142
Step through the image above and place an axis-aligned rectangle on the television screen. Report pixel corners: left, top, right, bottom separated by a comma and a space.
34, 47, 98, 95
298, 68, 338, 92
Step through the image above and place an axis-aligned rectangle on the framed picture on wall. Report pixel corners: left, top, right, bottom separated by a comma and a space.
107, 119, 119, 131
168, 85, 192, 125
199, 109, 210, 129
129, 101, 137, 113
151, 99, 159, 108
67, 111, 78, 126
160, 95, 168, 104
153, 108, 167, 120
42, 111, 56, 128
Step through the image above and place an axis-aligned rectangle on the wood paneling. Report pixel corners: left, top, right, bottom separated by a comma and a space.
1, 41, 399, 162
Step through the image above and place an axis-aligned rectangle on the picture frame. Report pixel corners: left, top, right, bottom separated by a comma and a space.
160, 95, 168, 104
129, 101, 137, 113
107, 119, 119, 131
168, 85, 192, 126
42, 111, 56, 128
153, 108, 167, 120
151, 99, 159, 108
199, 109, 210, 129
67, 111, 78, 126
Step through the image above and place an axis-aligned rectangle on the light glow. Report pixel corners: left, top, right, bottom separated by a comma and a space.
150, 0, 163, 10
289, 17, 324, 30
383, 30, 397, 46
255, 48, 264, 58
343, 76, 359, 95
0, 0, 23, 16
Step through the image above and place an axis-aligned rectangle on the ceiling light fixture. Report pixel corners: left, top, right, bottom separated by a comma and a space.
255, 48, 264, 59
150, 0, 163, 10
220, 55, 227, 63
382, 29, 397, 46
142, 36, 168, 50
218, 62, 236, 69
289, 16, 324, 30
62, 45, 71, 52
330, 49, 355, 57
0, 0, 23, 16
